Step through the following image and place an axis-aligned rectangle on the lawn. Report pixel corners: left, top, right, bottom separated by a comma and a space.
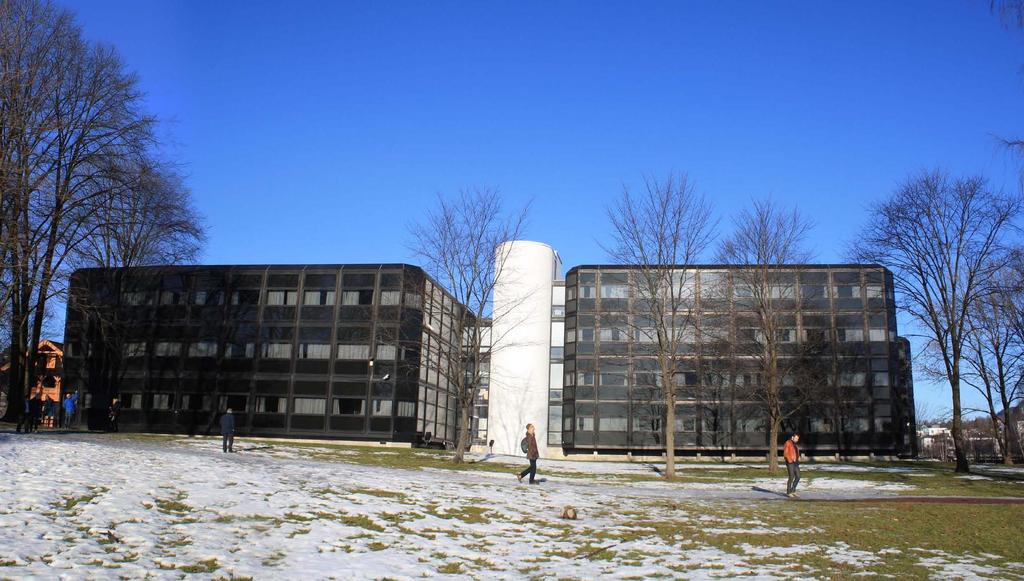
2, 432, 1021, 579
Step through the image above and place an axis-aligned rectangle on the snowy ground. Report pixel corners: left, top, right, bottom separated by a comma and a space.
1, 433, 1022, 580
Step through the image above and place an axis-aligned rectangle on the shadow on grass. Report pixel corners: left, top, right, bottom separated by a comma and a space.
971, 466, 1024, 483
752, 486, 788, 498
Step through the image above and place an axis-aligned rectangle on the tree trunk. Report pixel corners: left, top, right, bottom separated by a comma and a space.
26, 196, 65, 410
999, 392, 1016, 465
768, 416, 781, 474
1, 286, 28, 424
452, 399, 471, 464
767, 356, 781, 474
985, 396, 1006, 461
2, 312, 24, 424
949, 373, 971, 472
664, 389, 676, 480
994, 343, 1014, 465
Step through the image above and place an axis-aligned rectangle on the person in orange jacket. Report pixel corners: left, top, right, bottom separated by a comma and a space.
783, 434, 801, 498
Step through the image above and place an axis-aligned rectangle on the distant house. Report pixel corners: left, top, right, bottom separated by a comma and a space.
917, 425, 953, 460
0, 340, 65, 422
919, 425, 950, 438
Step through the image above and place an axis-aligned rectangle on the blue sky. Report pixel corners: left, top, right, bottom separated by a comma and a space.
62, 0, 1024, 415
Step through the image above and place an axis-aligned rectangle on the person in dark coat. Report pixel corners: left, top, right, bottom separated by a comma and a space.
107, 398, 121, 432
220, 408, 236, 453
43, 396, 56, 428
516, 423, 540, 484
28, 392, 43, 433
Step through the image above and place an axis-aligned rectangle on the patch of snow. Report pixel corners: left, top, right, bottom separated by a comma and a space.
0, 434, 1005, 580
914, 548, 1024, 580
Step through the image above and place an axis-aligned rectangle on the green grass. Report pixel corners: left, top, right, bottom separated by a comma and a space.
197, 437, 1024, 498
437, 561, 465, 574
598, 499, 1024, 577
89, 432, 1024, 577
53, 487, 108, 512
349, 487, 409, 500
179, 558, 219, 574
424, 504, 493, 524
154, 497, 192, 515
108, 432, 1021, 499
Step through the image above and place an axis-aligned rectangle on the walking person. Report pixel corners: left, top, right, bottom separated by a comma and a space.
220, 408, 236, 453
516, 423, 540, 484
28, 392, 43, 433
784, 433, 801, 498
107, 398, 121, 433
43, 396, 56, 428
62, 391, 80, 429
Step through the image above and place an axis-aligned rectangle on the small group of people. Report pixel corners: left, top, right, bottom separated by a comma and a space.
17, 390, 79, 433
511, 424, 804, 498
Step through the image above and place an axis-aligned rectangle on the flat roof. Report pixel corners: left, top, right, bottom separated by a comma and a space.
73, 263, 422, 273
567, 263, 888, 272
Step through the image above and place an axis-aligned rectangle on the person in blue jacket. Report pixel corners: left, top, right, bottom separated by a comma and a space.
220, 408, 236, 453
62, 391, 80, 429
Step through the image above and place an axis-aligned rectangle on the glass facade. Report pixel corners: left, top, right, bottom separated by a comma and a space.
63, 264, 468, 445
63, 258, 916, 457
561, 265, 915, 457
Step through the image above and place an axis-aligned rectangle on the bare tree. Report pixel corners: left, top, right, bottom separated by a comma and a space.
914, 399, 947, 426
0, 0, 165, 423
991, 0, 1024, 29
853, 170, 1022, 472
963, 267, 1024, 463
73, 157, 203, 269
986, 1, 1024, 164
408, 187, 527, 463
604, 174, 716, 479
716, 199, 816, 473
64, 157, 203, 422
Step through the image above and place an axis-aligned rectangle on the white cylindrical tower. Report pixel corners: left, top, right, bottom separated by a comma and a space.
489, 241, 557, 457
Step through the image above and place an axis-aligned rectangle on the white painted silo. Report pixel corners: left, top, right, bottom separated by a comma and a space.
488, 241, 557, 457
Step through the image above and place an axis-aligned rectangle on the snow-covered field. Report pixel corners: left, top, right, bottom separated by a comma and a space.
0, 434, 1020, 580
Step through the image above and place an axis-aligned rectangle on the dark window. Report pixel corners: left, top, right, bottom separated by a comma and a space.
231, 290, 260, 305
225, 342, 255, 358
304, 290, 335, 306
230, 274, 262, 287
333, 398, 365, 415
193, 290, 224, 306
380, 273, 402, 288
219, 395, 248, 412
267, 274, 299, 287
305, 273, 337, 288
343, 273, 376, 287
256, 396, 285, 413
341, 290, 374, 306
266, 290, 297, 306
151, 393, 173, 410
333, 381, 367, 396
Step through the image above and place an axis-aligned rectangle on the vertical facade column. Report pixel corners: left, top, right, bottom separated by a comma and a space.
489, 241, 557, 457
